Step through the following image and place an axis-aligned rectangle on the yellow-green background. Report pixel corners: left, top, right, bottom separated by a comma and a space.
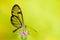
0, 0, 60, 40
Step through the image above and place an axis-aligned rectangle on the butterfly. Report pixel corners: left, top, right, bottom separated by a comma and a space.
11, 4, 25, 32
10, 4, 37, 33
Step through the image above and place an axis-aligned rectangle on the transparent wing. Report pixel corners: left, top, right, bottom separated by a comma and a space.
11, 4, 24, 25
11, 15, 22, 28
11, 4, 21, 17
11, 4, 24, 32
18, 13, 24, 25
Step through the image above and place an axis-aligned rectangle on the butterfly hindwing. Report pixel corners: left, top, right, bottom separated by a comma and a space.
11, 15, 22, 28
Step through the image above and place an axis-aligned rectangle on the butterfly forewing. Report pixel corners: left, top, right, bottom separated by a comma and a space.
12, 4, 21, 17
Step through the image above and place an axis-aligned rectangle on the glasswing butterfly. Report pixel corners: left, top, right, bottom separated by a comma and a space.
10, 4, 38, 40
11, 4, 37, 33
11, 4, 25, 32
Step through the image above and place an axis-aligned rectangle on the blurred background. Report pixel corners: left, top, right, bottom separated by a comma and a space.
0, 0, 60, 40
